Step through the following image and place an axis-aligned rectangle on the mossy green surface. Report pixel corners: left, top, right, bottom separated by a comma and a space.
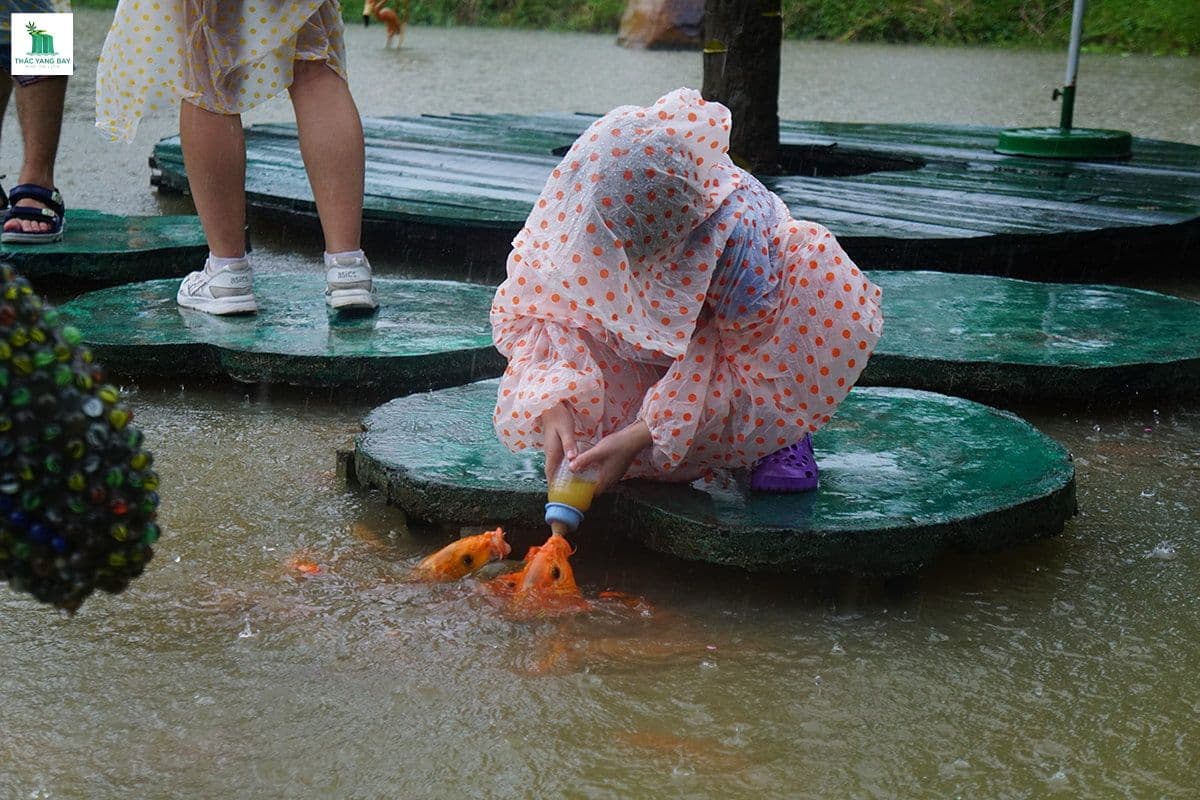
59, 275, 504, 393
0, 210, 206, 287
353, 379, 1077, 574
863, 271, 1200, 402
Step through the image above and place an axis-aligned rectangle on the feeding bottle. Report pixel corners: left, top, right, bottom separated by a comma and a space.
544, 442, 600, 534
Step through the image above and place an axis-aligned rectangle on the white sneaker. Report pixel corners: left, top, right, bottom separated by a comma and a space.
325, 254, 379, 312
176, 258, 257, 315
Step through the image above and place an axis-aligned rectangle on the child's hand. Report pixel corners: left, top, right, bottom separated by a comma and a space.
541, 401, 577, 482
570, 420, 653, 496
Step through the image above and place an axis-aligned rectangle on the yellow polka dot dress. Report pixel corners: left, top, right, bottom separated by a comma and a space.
491, 88, 884, 480
95, 0, 347, 142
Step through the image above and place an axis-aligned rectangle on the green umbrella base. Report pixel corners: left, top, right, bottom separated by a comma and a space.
996, 127, 1133, 160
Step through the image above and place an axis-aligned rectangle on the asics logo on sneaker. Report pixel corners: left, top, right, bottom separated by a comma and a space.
333, 269, 365, 280
219, 272, 252, 286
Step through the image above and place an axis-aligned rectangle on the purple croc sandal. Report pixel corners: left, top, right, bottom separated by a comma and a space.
750, 434, 819, 492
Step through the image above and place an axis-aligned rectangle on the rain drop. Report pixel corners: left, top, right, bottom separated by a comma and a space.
1147, 542, 1176, 560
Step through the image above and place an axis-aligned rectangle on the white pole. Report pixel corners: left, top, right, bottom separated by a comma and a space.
1064, 0, 1086, 88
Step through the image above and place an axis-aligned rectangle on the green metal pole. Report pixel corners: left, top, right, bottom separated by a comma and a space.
1058, 85, 1076, 130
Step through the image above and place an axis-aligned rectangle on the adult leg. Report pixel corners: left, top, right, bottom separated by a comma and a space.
0, 78, 11, 192
0, 77, 12, 141
179, 99, 247, 258
3, 76, 66, 234
288, 59, 364, 254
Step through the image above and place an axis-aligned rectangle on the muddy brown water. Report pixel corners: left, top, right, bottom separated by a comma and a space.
1, 11, 1198, 799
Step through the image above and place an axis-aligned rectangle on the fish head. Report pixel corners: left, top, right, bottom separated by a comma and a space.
518, 534, 579, 596
417, 527, 510, 580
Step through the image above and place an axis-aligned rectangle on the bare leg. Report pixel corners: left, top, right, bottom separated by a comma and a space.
0, 77, 12, 142
0, 78, 11, 190
179, 99, 246, 258
288, 60, 364, 253
4, 76, 66, 234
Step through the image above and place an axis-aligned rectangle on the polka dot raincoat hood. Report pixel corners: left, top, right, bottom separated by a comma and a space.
492, 88, 883, 479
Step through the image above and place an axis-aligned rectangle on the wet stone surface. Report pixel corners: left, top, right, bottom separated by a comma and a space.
0, 210, 206, 286
353, 379, 1077, 574
152, 114, 1200, 277
59, 275, 504, 393
864, 271, 1200, 402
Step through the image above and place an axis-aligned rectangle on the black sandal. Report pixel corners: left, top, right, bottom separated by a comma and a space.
1, 183, 65, 244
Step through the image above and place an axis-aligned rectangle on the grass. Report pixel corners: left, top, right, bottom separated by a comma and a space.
72, 0, 1200, 55
779, 0, 1200, 55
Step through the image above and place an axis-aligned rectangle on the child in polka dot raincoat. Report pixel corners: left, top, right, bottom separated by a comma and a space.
95, 1, 378, 315
492, 88, 883, 495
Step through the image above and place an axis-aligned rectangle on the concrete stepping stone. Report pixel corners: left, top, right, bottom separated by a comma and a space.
59, 275, 504, 393
351, 379, 1077, 574
0, 210, 206, 285
151, 115, 1200, 278
863, 271, 1200, 402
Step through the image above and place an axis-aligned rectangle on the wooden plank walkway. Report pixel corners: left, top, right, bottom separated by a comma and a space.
351, 380, 1077, 575
151, 114, 1200, 279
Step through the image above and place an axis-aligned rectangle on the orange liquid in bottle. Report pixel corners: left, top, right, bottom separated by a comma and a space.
547, 475, 596, 512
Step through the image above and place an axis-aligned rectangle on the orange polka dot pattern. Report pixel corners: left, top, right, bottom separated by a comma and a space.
492, 88, 884, 479
95, 0, 347, 142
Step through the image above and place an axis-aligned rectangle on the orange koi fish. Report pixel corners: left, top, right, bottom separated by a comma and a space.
415, 528, 511, 581
597, 590, 655, 616
284, 551, 324, 576
485, 534, 589, 616
289, 559, 322, 576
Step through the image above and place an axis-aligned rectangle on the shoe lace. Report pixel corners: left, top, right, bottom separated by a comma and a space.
183, 272, 205, 293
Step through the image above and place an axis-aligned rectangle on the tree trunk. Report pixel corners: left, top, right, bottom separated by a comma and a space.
701, 0, 782, 174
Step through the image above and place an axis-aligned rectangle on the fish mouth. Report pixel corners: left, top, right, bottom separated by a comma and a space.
519, 537, 578, 590
486, 530, 512, 560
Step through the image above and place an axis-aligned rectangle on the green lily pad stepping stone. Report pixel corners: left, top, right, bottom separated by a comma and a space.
151, 115, 1200, 278
0, 210, 206, 285
861, 271, 1200, 402
58, 275, 504, 393
351, 380, 1077, 574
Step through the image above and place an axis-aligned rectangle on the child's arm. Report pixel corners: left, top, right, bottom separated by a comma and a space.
491, 312, 606, 462
567, 419, 652, 496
